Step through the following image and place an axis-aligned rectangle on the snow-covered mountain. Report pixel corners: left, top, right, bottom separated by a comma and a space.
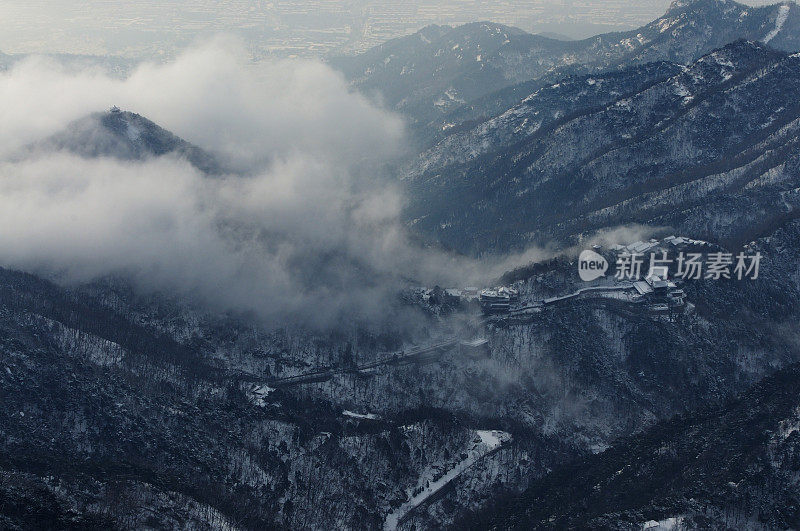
3, 213, 800, 528
333, 0, 800, 136
404, 41, 800, 254
468, 360, 800, 529
3, 3, 800, 529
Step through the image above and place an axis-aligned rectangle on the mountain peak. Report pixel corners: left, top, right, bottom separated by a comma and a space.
30, 108, 224, 174
667, 0, 735, 12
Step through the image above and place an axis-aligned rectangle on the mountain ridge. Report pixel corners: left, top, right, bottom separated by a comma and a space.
333, 0, 800, 140
465, 361, 800, 529
402, 40, 800, 254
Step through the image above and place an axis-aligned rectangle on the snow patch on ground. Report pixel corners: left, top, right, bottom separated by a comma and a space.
342, 410, 381, 420
776, 406, 800, 440
713, 55, 735, 69
673, 82, 691, 98
589, 442, 610, 454
434, 87, 465, 108
656, 17, 677, 34
614, 99, 632, 111
643, 516, 684, 530
476, 429, 507, 448
764, 4, 791, 43
246, 384, 275, 407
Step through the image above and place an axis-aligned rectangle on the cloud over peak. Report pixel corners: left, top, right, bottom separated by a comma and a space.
0, 37, 549, 327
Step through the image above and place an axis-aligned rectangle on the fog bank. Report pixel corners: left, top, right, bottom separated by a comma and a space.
0, 38, 553, 327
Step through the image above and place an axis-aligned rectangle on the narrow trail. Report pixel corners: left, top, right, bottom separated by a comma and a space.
383, 430, 511, 531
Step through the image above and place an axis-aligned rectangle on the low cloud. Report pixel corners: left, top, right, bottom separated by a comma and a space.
0, 37, 555, 327
582, 224, 664, 249
0, 37, 403, 167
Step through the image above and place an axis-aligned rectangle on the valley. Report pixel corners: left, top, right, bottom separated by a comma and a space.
2, 0, 800, 529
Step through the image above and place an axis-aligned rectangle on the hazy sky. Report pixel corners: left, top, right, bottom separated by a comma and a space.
0, 0, 785, 58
